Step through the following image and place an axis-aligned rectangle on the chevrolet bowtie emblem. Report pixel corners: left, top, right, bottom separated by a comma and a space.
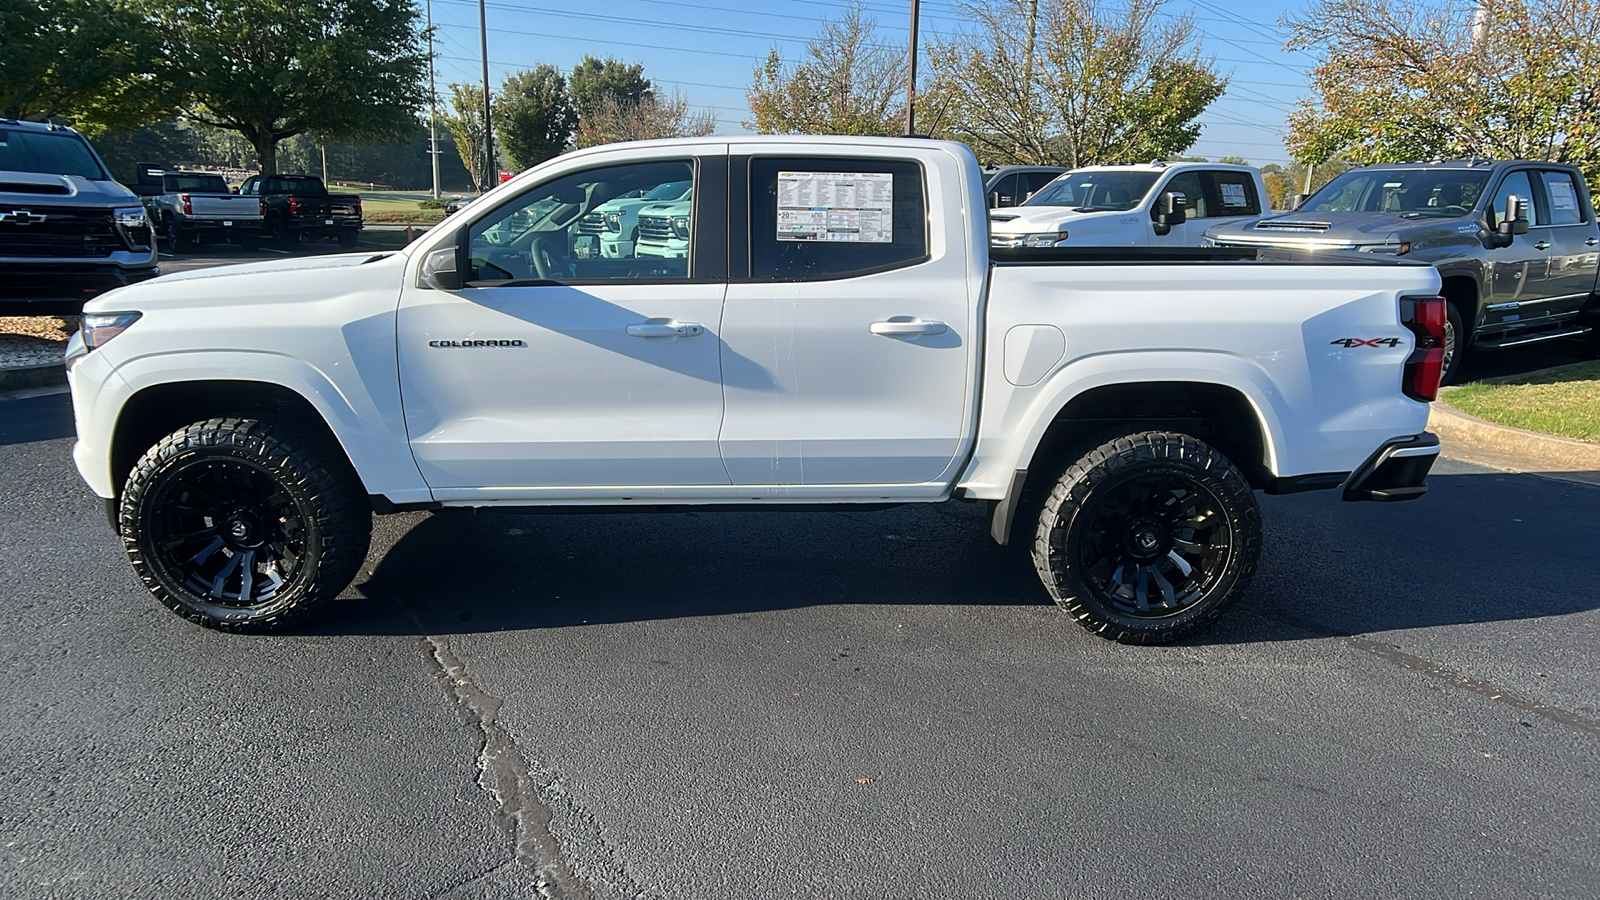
0, 209, 47, 225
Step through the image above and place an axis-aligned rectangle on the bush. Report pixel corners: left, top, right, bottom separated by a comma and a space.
419, 197, 450, 209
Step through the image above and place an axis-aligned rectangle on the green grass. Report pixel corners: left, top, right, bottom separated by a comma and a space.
1444, 360, 1600, 442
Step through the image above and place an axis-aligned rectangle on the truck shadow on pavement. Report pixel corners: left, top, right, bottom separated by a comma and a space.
312, 469, 1600, 644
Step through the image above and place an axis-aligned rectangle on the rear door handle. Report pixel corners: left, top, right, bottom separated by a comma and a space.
627, 320, 703, 338
1586, 237, 1598, 246
870, 318, 948, 337
1534, 240, 1551, 250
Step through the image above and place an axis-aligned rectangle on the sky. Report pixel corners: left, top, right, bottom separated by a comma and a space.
421, 0, 1312, 166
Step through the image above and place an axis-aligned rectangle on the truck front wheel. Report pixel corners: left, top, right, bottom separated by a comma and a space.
119, 418, 371, 633
1032, 431, 1262, 644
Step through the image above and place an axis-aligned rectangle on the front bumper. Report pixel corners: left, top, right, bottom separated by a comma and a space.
0, 264, 160, 304
1343, 432, 1440, 502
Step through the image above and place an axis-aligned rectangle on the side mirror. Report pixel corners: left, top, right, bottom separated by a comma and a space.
1152, 191, 1187, 236
419, 245, 461, 291
1293, 192, 1311, 210
1491, 194, 1531, 247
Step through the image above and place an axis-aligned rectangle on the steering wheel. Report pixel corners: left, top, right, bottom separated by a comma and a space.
1439, 205, 1468, 217
528, 235, 561, 280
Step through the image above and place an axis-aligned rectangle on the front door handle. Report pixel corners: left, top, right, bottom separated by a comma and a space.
1534, 240, 1551, 250
627, 320, 704, 338
870, 318, 948, 337
1586, 237, 1598, 246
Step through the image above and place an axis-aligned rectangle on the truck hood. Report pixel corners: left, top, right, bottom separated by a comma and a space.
83, 251, 400, 314
1211, 210, 1473, 245
0, 173, 139, 207
989, 205, 1137, 234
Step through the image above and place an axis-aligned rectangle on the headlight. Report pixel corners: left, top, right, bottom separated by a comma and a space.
605, 211, 622, 232
992, 231, 1069, 248
81, 312, 142, 351
113, 206, 148, 230
670, 215, 690, 239
1360, 241, 1411, 255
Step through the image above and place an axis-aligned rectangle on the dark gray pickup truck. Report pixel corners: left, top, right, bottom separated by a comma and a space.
239, 173, 363, 249
1204, 160, 1600, 380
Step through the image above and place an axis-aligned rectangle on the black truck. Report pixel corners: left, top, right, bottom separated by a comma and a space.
1, 119, 159, 313
1204, 159, 1600, 381
239, 174, 363, 250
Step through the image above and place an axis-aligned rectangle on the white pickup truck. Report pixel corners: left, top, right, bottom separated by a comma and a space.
65, 136, 1446, 644
990, 161, 1268, 248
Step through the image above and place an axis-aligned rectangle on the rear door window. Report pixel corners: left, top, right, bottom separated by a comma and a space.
746, 157, 928, 281
1541, 171, 1586, 226
1207, 171, 1261, 216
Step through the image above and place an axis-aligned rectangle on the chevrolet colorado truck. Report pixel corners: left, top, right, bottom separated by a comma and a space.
239, 173, 362, 249
1203, 160, 1600, 381
132, 165, 264, 251
990, 161, 1268, 249
65, 136, 1445, 644
1, 119, 157, 312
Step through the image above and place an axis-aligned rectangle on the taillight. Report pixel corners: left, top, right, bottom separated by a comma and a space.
354, 197, 362, 214
258, 198, 266, 215
180, 193, 192, 216
288, 196, 300, 214
1401, 296, 1446, 402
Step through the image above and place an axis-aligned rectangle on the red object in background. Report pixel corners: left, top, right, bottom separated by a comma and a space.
499, 170, 513, 184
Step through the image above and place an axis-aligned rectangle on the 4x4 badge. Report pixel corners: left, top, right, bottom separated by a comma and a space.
1330, 337, 1403, 348
0, 209, 47, 225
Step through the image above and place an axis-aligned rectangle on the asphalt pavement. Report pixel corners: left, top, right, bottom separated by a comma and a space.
2, 387, 1597, 899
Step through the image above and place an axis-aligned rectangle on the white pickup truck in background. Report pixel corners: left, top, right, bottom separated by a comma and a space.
990, 161, 1269, 248
66, 136, 1445, 644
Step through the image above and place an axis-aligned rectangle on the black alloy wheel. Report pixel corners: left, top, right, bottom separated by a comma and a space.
121, 418, 370, 632
163, 215, 189, 252
1033, 431, 1262, 644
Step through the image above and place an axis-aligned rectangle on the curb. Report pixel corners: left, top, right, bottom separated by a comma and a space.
0, 362, 66, 393
1429, 401, 1600, 487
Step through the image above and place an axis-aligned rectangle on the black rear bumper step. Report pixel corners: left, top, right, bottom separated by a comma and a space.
1343, 432, 1440, 502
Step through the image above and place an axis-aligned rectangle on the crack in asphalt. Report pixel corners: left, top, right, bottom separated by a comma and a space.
421, 634, 602, 900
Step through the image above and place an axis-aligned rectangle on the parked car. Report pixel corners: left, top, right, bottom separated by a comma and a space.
574, 178, 692, 258
0, 119, 157, 312
982, 165, 1066, 208
442, 195, 475, 216
130, 164, 263, 251
67, 136, 1444, 644
1203, 159, 1600, 381
239, 173, 362, 249
990, 161, 1268, 248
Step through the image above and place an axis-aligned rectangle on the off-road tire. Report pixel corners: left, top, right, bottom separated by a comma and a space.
337, 229, 359, 251
1032, 431, 1262, 644
119, 418, 370, 633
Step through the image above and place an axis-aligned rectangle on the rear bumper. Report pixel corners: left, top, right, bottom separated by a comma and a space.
1343, 432, 1439, 502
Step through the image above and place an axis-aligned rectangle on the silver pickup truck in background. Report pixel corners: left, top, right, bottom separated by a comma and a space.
132, 163, 264, 252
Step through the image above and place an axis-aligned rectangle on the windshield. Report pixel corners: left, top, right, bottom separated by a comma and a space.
0, 129, 108, 180
1303, 169, 1490, 216
643, 180, 691, 200
1023, 171, 1159, 211
164, 174, 230, 193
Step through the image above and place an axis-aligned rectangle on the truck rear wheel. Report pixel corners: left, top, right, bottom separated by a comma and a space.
119, 418, 371, 633
337, 229, 359, 251
1032, 431, 1262, 644
162, 215, 190, 253
1441, 302, 1467, 384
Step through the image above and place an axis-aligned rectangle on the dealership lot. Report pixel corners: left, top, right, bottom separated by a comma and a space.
2, 380, 1597, 898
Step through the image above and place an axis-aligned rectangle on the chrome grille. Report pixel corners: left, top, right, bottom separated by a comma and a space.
0, 206, 124, 257
576, 212, 607, 235
636, 215, 673, 242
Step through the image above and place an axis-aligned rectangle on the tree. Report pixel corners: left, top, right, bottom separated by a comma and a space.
569, 56, 651, 126
925, 0, 1228, 166
440, 82, 492, 189
0, 0, 160, 130
575, 91, 715, 148
143, 0, 430, 175
496, 66, 576, 172
1285, 0, 1600, 180
745, 3, 906, 136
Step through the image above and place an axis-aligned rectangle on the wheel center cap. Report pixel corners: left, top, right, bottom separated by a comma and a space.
1124, 518, 1169, 561
223, 509, 266, 549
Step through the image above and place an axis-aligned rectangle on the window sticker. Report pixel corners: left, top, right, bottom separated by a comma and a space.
777, 171, 893, 242
1548, 178, 1579, 210
1219, 182, 1249, 207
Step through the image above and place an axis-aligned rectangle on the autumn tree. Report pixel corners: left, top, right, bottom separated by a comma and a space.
746, 3, 906, 136
1285, 0, 1600, 180
440, 83, 492, 189
142, 0, 429, 175
576, 91, 716, 148
496, 66, 576, 172
925, 0, 1228, 166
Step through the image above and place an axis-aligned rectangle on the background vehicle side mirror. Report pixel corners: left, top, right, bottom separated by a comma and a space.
1152, 191, 1187, 236
1293, 192, 1311, 210
1491, 194, 1531, 247
419, 246, 461, 291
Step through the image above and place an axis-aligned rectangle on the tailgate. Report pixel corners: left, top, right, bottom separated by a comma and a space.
327, 195, 361, 219
187, 195, 261, 219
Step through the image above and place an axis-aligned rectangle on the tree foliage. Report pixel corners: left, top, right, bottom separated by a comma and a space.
575, 91, 716, 148
1285, 0, 1600, 180
568, 56, 652, 126
924, 0, 1228, 166
496, 65, 576, 172
0, 0, 160, 130
440, 82, 491, 188
745, 4, 907, 136
143, 0, 429, 175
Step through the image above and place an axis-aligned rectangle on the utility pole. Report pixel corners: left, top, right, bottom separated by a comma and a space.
906, 0, 920, 135
321, 143, 328, 184
479, 0, 494, 192
427, 0, 440, 199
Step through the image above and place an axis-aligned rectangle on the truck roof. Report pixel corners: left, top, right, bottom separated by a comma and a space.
1065, 161, 1260, 174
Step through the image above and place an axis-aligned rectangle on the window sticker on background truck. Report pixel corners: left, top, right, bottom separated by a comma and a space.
776, 171, 893, 242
